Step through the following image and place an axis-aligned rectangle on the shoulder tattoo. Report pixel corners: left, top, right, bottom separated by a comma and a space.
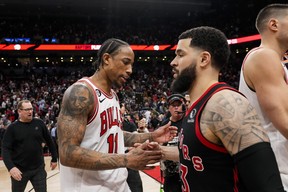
201, 91, 269, 155
61, 83, 94, 117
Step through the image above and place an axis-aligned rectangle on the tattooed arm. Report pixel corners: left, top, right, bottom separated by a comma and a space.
57, 82, 162, 170
123, 131, 153, 147
123, 121, 178, 147
201, 90, 285, 191
200, 89, 269, 155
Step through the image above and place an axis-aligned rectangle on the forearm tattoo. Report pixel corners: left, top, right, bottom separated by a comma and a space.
124, 132, 153, 147
66, 146, 126, 170
90, 153, 127, 170
201, 91, 269, 155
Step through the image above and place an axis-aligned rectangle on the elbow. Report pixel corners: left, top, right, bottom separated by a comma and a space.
58, 150, 70, 166
58, 145, 76, 167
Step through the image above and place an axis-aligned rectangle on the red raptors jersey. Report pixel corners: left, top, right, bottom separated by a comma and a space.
179, 82, 240, 192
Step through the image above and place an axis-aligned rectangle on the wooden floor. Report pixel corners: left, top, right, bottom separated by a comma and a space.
0, 157, 162, 192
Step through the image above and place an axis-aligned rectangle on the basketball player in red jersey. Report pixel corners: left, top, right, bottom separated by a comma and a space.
161, 26, 285, 192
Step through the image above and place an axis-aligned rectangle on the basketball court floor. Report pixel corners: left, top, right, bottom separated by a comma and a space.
0, 157, 162, 192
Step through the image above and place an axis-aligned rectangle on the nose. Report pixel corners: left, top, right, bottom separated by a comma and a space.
126, 65, 132, 75
170, 57, 177, 67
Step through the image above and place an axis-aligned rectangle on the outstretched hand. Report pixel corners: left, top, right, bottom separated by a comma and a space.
152, 121, 178, 143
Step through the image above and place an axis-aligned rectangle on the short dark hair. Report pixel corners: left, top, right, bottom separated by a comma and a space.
256, 4, 288, 33
178, 26, 230, 71
94, 38, 130, 69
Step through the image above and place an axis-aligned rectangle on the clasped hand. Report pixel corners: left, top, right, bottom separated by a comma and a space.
126, 140, 162, 170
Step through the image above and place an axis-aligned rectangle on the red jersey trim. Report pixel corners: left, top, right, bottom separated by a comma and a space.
186, 82, 227, 115
96, 86, 113, 99
193, 83, 238, 153
233, 167, 239, 192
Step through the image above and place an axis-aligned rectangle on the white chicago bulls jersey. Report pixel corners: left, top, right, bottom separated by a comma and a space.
60, 77, 130, 192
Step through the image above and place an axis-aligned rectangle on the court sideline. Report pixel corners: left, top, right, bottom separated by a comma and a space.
0, 157, 162, 192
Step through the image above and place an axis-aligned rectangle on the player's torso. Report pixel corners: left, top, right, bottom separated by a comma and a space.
179, 83, 238, 192
78, 78, 125, 154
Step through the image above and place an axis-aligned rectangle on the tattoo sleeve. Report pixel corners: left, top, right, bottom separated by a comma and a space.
57, 83, 127, 170
200, 90, 269, 155
123, 131, 153, 147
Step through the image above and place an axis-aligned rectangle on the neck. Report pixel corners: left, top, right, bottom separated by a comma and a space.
260, 37, 287, 58
189, 78, 218, 104
90, 72, 112, 94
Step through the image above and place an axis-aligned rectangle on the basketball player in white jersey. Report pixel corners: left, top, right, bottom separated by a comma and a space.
239, 4, 288, 190
57, 38, 177, 192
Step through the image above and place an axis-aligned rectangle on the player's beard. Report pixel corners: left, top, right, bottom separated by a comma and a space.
171, 62, 196, 94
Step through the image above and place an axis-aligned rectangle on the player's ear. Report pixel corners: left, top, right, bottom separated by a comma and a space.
199, 51, 210, 67
102, 53, 111, 66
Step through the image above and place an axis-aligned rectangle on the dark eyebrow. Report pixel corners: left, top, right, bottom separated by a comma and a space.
175, 49, 184, 55
122, 57, 134, 65
123, 57, 133, 62
123, 57, 133, 61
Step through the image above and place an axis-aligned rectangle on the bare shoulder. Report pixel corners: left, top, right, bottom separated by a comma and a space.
200, 89, 269, 155
245, 48, 282, 74
60, 82, 95, 117
244, 48, 285, 90
57, 83, 94, 148
57, 82, 95, 138
247, 48, 279, 63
